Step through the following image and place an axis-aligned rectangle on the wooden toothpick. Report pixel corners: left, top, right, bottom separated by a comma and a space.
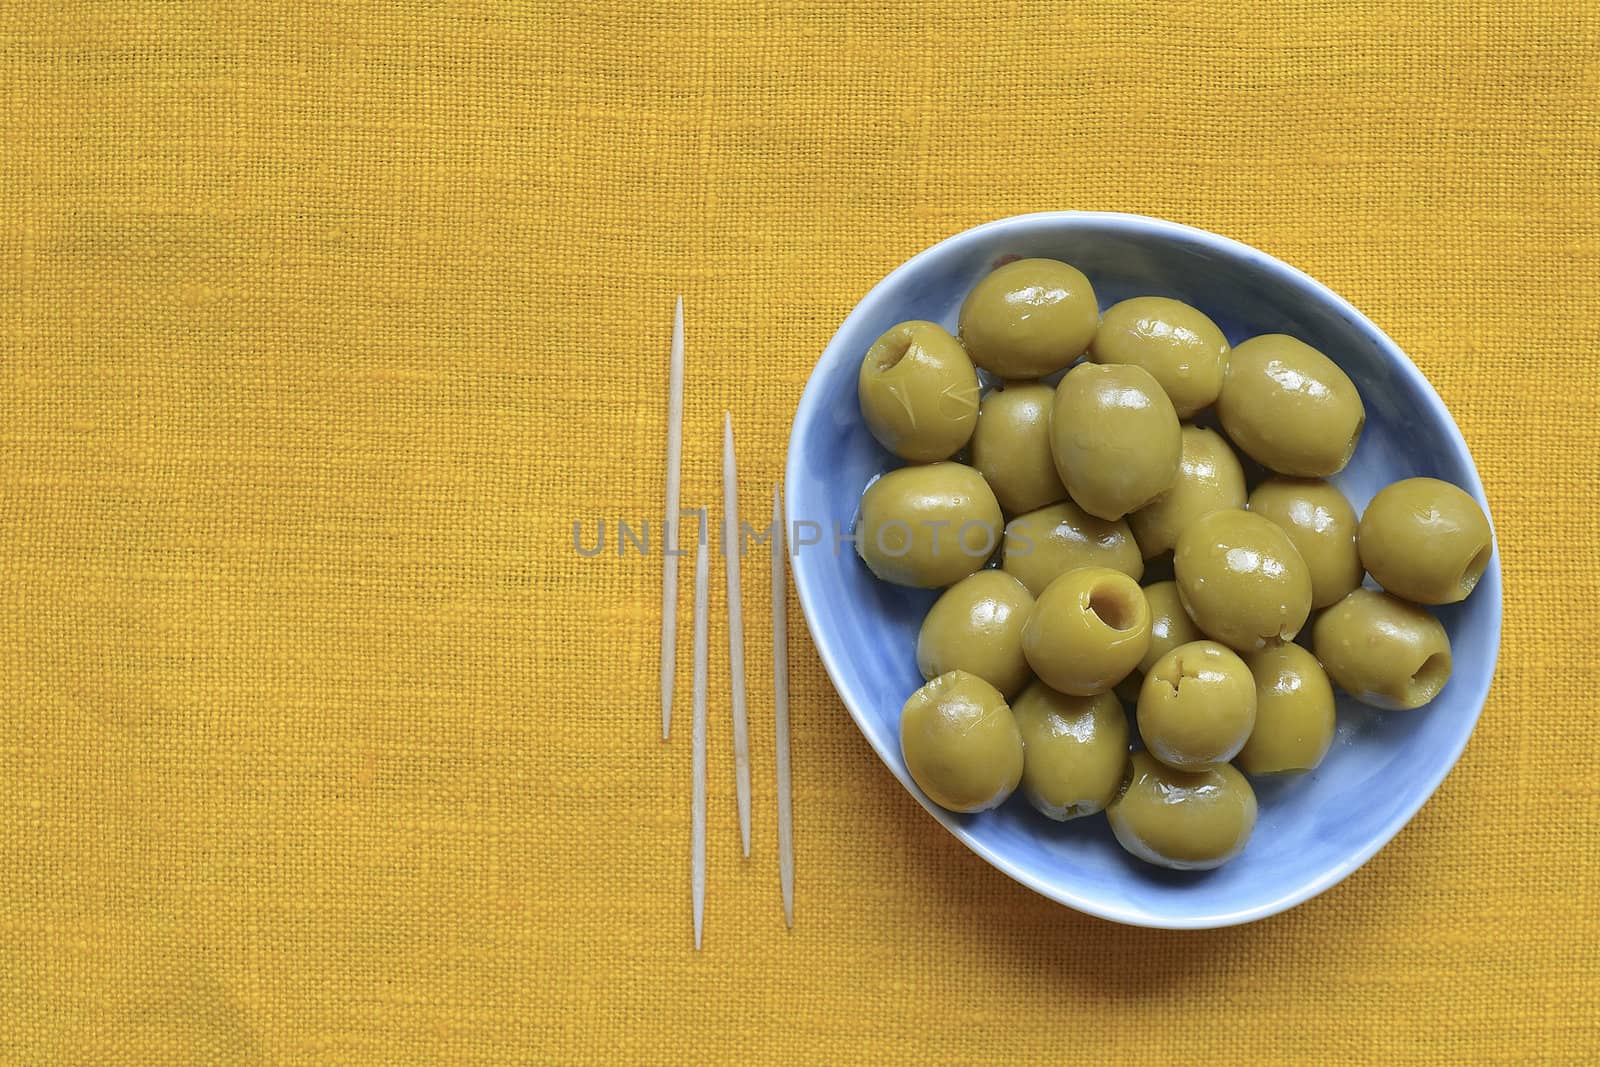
772, 483, 794, 927
724, 414, 751, 857
660, 296, 684, 740
691, 528, 708, 949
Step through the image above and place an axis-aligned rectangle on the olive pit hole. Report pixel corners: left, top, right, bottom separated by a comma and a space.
1408, 652, 1451, 702
1088, 585, 1139, 631
1458, 543, 1491, 595
872, 334, 913, 372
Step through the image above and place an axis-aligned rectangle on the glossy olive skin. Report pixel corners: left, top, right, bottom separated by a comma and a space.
917, 571, 1035, 699
1107, 752, 1257, 871
1137, 640, 1257, 770
857, 320, 982, 462
1022, 567, 1151, 696
1139, 580, 1204, 674
1238, 642, 1336, 775
1089, 297, 1229, 418
1358, 477, 1493, 605
969, 383, 1068, 515
1050, 363, 1182, 521
1129, 425, 1246, 559
856, 463, 1003, 588
900, 671, 1024, 813
1174, 508, 1314, 652
958, 258, 1099, 379
1248, 477, 1363, 609
1012, 683, 1129, 820
1000, 499, 1144, 596
1312, 589, 1453, 710
1216, 334, 1366, 477
1117, 578, 1201, 702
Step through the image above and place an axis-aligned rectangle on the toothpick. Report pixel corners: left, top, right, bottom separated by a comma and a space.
724, 414, 751, 857
660, 297, 684, 740
691, 530, 708, 950
771, 483, 794, 927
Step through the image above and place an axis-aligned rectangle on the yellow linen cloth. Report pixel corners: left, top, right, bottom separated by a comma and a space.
1, 1, 1597, 1061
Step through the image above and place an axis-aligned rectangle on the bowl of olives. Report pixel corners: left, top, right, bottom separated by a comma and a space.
785, 212, 1501, 928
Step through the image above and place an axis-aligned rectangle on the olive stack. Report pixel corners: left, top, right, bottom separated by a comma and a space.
855, 258, 1493, 871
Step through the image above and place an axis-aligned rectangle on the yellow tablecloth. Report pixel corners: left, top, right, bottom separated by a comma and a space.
3, 2, 1598, 1061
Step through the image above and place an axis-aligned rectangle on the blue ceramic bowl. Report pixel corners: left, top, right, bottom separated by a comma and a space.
785, 212, 1500, 929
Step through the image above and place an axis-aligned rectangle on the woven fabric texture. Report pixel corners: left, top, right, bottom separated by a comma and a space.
2, 1, 1598, 1062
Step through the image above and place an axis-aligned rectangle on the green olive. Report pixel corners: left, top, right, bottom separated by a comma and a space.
1000, 499, 1143, 597
1012, 683, 1129, 820
899, 670, 1023, 813
1312, 588, 1452, 710
1173, 508, 1313, 651
969, 383, 1068, 515
958, 258, 1099, 379
1140, 580, 1204, 674
1129, 425, 1246, 558
1117, 579, 1201, 703
1357, 477, 1493, 605
1107, 751, 1257, 871
1050, 363, 1182, 520
1216, 334, 1366, 477
1237, 642, 1336, 775
1248, 477, 1363, 609
1021, 567, 1151, 696
1136, 640, 1257, 770
916, 571, 1035, 699
1089, 297, 1229, 417
857, 320, 982, 462
857, 463, 1003, 588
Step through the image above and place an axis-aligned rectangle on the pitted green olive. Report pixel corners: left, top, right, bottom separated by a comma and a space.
1237, 642, 1336, 775
1248, 477, 1363, 609
958, 258, 1099, 379
1357, 477, 1493, 605
916, 570, 1035, 698
1312, 588, 1452, 710
970, 382, 1068, 515
1136, 640, 1257, 770
1216, 334, 1365, 477
1050, 363, 1182, 521
1173, 508, 1313, 652
1107, 752, 1257, 871
1089, 297, 1229, 418
856, 463, 1003, 588
857, 320, 982, 462
1011, 683, 1128, 820
900, 670, 1024, 813
1021, 566, 1151, 696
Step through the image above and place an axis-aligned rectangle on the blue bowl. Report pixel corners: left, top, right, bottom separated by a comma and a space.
784, 212, 1501, 928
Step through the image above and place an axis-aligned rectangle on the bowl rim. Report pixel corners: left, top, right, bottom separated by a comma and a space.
784, 210, 1502, 929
